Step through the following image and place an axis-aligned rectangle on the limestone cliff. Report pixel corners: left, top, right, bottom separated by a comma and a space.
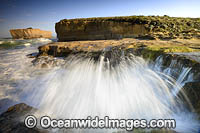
10, 28, 52, 39
55, 16, 200, 41
56, 21, 148, 41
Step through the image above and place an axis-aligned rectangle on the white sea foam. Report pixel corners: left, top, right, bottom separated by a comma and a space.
0, 38, 53, 113
21, 55, 200, 133
24, 43, 31, 46
0, 38, 52, 46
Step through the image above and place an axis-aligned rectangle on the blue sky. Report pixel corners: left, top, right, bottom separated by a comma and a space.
0, 0, 200, 37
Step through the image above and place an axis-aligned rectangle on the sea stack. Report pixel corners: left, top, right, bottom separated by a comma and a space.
9, 27, 52, 39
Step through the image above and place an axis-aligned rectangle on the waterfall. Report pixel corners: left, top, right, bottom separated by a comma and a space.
22, 53, 200, 132
0, 38, 199, 132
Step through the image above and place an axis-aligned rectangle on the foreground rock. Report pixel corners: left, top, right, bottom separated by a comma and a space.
38, 39, 131, 57
38, 38, 200, 58
0, 104, 175, 133
10, 28, 52, 39
183, 82, 200, 115
0, 103, 47, 133
56, 16, 200, 41
153, 54, 200, 117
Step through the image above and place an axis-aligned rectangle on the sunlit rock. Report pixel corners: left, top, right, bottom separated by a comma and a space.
10, 28, 52, 39
55, 16, 200, 41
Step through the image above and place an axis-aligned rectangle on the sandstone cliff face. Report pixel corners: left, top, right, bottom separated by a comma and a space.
56, 20, 148, 41
10, 28, 52, 39
56, 16, 200, 41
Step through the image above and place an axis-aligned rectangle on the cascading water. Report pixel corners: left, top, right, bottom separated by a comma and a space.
0, 39, 200, 132
21, 53, 199, 132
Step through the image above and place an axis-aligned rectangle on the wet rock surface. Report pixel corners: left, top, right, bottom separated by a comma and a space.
146, 53, 200, 116
0, 104, 177, 133
0, 103, 47, 133
37, 38, 200, 58
183, 82, 200, 116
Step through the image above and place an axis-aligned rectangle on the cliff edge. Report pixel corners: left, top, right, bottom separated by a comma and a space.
56, 16, 200, 41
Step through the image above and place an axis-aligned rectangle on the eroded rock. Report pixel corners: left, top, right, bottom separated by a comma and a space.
10, 28, 52, 39
183, 82, 200, 116
56, 16, 200, 41
37, 38, 200, 58
56, 21, 148, 41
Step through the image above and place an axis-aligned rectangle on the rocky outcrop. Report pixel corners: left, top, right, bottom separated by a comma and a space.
56, 21, 148, 41
0, 103, 47, 133
56, 16, 200, 41
141, 51, 200, 116
38, 39, 130, 57
37, 38, 200, 57
10, 28, 52, 39
183, 82, 200, 115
